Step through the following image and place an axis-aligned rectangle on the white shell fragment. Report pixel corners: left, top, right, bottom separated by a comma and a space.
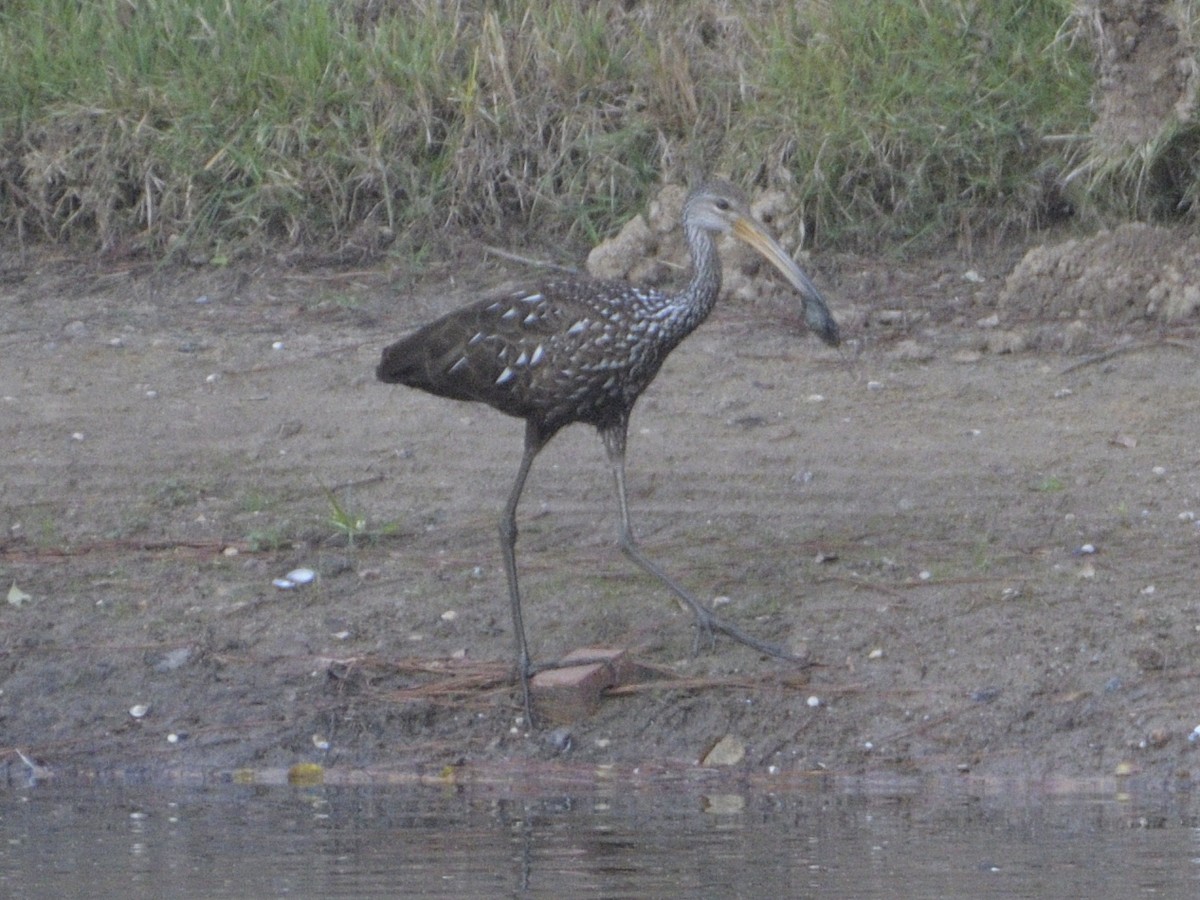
129, 704, 150, 719
274, 567, 316, 590
7, 583, 31, 607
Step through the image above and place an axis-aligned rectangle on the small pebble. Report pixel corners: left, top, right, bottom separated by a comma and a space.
806, 695, 821, 708
272, 341, 285, 350
1078, 543, 1096, 555
546, 728, 573, 753
1152, 466, 1166, 476
273, 577, 296, 590
440, 609, 458, 622
129, 704, 150, 719
71, 432, 85, 441
701, 735, 746, 767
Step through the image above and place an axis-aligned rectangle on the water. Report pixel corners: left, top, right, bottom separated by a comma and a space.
2, 775, 1197, 898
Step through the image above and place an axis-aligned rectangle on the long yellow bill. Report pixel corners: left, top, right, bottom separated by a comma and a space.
733, 216, 840, 346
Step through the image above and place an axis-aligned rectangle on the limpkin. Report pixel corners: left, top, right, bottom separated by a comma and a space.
377, 180, 840, 721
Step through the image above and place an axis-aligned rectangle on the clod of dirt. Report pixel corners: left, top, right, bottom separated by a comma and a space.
1000, 223, 1200, 324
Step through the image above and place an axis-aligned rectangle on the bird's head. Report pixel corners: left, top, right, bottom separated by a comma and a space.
684, 180, 840, 347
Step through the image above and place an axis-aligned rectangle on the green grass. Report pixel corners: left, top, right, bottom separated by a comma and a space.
745, 0, 1092, 246
1033, 475, 1066, 493
323, 486, 399, 546
0, 0, 1134, 258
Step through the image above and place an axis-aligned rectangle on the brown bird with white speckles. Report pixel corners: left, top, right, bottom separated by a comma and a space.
377, 180, 840, 722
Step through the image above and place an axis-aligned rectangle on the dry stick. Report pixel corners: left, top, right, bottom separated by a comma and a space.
1059, 338, 1195, 376
480, 244, 580, 275
0, 537, 234, 561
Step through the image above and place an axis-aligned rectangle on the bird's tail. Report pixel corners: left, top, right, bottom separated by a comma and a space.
376, 336, 420, 384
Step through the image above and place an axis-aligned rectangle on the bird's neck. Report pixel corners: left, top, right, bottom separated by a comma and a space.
679, 222, 722, 323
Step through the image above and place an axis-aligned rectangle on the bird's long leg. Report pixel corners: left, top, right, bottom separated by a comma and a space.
500, 421, 551, 723
602, 422, 802, 662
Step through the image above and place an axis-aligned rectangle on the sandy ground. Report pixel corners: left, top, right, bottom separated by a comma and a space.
1, 232, 1198, 791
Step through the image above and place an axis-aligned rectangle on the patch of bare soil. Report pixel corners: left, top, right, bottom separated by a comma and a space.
1, 221, 1198, 789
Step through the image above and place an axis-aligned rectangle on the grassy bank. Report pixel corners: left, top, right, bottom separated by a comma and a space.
1, 0, 1094, 259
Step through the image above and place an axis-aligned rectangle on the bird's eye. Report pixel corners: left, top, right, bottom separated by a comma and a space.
715, 198, 730, 211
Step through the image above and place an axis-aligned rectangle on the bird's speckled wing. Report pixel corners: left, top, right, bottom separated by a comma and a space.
377, 279, 671, 427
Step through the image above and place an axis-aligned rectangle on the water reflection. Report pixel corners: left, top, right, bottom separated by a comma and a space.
1, 776, 1198, 897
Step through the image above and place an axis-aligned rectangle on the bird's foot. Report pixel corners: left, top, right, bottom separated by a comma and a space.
690, 604, 808, 666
